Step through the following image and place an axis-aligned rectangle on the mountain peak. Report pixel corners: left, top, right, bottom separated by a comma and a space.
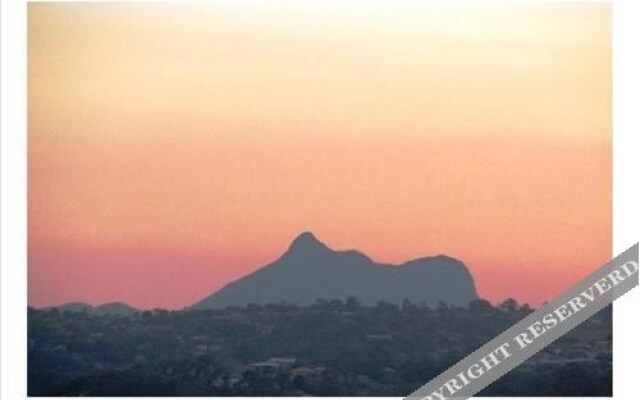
287, 232, 330, 254
192, 233, 478, 309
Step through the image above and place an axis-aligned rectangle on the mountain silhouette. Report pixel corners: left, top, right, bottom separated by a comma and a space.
45, 302, 93, 313
192, 232, 478, 309
46, 302, 139, 316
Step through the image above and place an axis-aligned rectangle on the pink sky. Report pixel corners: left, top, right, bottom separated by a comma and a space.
29, 2, 611, 309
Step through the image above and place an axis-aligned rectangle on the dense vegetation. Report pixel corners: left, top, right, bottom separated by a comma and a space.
28, 299, 612, 396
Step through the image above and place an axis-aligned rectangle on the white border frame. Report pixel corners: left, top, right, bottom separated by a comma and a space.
2, 1, 638, 399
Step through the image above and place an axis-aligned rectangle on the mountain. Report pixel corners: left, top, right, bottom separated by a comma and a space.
192, 232, 478, 309
46, 302, 93, 313
93, 302, 140, 316
45, 302, 139, 316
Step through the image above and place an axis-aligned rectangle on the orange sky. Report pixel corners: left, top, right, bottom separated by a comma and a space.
28, 2, 611, 309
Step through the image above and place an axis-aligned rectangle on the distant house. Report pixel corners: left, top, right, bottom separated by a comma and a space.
248, 357, 297, 375
248, 361, 281, 374
290, 366, 326, 383
366, 334, 393, 341
267, 357, 297, 366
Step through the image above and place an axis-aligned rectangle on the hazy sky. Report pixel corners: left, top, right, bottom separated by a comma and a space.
29, 2, 611, 309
